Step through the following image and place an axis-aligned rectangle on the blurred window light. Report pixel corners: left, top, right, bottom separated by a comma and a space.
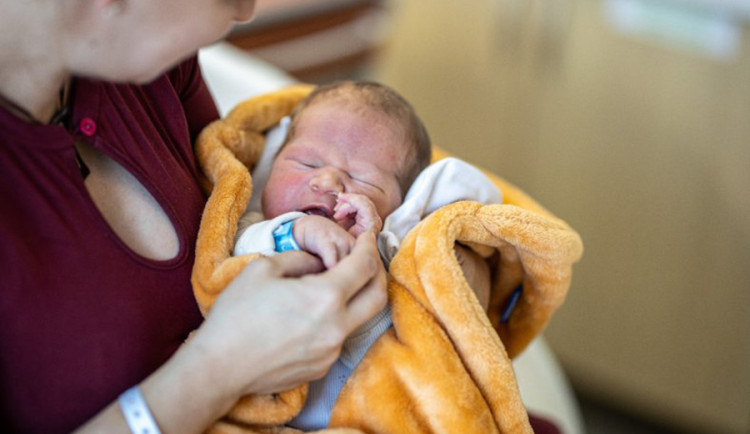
603, 0, 741, 62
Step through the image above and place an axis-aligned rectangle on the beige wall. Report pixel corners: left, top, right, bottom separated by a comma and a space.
373, 0, 750, 432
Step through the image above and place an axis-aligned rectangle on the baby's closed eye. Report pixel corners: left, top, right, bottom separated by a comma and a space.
293, 159, 318, 169
351, 176, 383, 192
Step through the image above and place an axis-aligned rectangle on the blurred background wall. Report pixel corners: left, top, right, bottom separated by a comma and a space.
227, 0, 750, 432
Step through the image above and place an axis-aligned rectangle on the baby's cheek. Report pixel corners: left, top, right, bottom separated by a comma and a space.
262, 173, 305, 218
377, 192, 403, 221
261, 182, 289, 218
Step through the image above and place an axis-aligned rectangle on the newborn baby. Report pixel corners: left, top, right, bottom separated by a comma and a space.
233, 80, 500, 430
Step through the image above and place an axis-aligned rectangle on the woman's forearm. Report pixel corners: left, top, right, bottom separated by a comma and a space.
75, 337, 235, 434
141, 338, 237, 433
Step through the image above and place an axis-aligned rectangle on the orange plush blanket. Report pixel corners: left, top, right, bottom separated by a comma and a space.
192, 85, 583, 434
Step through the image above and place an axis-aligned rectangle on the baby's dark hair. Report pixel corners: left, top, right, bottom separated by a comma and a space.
286, 80, 432, 194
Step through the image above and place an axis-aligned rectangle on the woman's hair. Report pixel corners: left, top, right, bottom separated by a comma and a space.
285, 80, 432, 194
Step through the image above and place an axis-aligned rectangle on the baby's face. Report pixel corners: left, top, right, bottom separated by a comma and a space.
262, 100, 407, 223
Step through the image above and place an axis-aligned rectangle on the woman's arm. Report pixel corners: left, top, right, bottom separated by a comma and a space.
77, 232, 387, 434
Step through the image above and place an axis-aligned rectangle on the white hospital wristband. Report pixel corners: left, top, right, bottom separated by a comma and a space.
118, 385, 162, 434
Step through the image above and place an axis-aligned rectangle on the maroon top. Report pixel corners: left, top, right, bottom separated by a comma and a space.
0, 57, 218, 433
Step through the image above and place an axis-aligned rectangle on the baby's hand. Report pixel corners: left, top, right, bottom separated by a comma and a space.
333, 193, 383, 237
293, 215, 356, 268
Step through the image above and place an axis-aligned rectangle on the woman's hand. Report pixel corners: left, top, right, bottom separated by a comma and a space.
190, 230, 387, 398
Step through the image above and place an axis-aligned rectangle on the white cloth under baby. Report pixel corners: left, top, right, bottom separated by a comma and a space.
377, 157, 502, 266
246, 115, 291, 214
232, 211, 305, 257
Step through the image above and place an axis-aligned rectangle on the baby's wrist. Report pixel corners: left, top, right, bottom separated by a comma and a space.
272, 220, 301, 253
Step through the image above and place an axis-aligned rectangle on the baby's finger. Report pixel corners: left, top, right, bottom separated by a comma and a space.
318, 242, 339, 269
333, 235, 355, 263
333, 203, 354, 221
351, 213, 382, 238
336, 192, 366, 208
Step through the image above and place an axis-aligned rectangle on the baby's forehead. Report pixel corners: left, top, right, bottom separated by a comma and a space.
302, 95, 378, 120
284, 95, 414, 175
292, 98, 410, 146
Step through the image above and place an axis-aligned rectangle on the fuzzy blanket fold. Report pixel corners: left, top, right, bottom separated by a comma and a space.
192, 86, 583, 434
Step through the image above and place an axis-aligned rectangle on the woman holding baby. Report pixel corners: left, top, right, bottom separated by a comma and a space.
0, 1, 387, 432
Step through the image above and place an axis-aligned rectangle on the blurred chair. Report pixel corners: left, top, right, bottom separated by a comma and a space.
226, 0, 387, 82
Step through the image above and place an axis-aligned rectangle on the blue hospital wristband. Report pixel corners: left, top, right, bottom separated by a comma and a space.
273, 220, 301, 252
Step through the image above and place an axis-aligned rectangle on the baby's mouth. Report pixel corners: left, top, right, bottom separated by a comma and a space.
301, 206, 332, 219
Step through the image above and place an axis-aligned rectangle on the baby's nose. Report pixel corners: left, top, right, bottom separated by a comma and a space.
309, 169, 345, 195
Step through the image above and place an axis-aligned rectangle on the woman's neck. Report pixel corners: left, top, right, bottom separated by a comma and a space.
0, 0, 70, 123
